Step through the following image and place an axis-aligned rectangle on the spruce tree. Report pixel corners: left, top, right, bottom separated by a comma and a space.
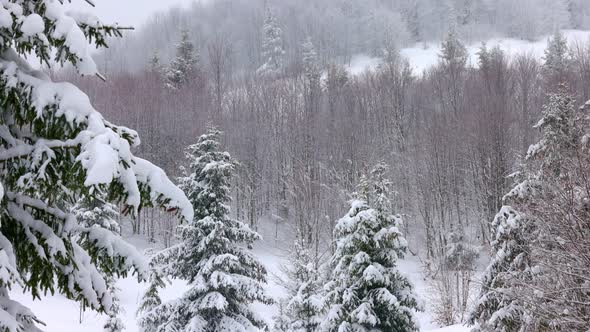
73, 196, 121, 234
151, 128, 272, 331
136, 267, 166, 332
103, 275, 125, 332
469, 206, 533, 332
321, 164, 420, 332
439, 29, 468, 70
302, 37, 320, 83
166, 29, 199, 89
282, 234, 323, 332
0, 2, 193, 331
542, 30, 572, 87
74, 195, 126, 332
258, 7, 285, 77
148, 51, 164, 77
471, 88, 590, 330
273, 302, 291, 332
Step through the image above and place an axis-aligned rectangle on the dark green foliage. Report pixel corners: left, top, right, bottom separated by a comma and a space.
0, 2, 191, 330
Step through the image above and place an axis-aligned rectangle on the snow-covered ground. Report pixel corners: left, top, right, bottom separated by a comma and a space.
348, 30, 590, 75
12, 236, 471, 332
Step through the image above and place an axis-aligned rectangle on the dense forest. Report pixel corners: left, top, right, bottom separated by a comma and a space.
62, 0, 590, 328
1, 0, 590, 331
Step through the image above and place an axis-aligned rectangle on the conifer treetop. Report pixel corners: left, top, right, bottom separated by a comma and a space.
322, 191, 419, 331
149, 128, 272, 331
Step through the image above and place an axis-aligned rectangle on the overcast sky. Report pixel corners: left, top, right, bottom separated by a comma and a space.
67, 0, 196, 27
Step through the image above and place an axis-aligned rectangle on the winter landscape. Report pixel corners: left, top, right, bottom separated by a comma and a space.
2, 0, 590, 331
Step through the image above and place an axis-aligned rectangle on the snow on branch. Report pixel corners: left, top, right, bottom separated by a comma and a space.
0, 50, 193, 223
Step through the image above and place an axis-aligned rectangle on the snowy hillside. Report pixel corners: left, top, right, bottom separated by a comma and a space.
347, 30, 590, 75
13, 240, 470, 332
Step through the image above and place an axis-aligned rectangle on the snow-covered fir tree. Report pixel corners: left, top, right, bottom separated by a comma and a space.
103, 275, 125, 332
73, 196, 121, 234
471, 88, 590, 330
273, 302, 291, 332
542, 30, 572, 87
74, 195, 126, 332
469, 206, 533, 332
258, 7, 285, 77
321, 164, 420, 332
444, 231, 478, 272
149, 51, 164, 77
136, 266, 166, 332
166, 29, 199, 89
302, 37, 320, 83
356, 162, 395, 212
439, 29, 468, 70
0, 2, 193, 331
150, 128, 272, 331
519, 89, 590, 329
280, 234, 323, 332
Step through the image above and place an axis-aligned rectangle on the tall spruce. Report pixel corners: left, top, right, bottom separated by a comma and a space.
103, 274, 125, 332
148, 51, 164, 78
281, 234, 323, 332
73, 195, 126, 332
150, 128, 272, 331
439, 30, 468, 70
469, 205, 533, 332
321, 163, 420, 332
542, 30, 572, 87
166, 29, 199, 89
73, 196, 121, 234
302, 37, 320, 83
136, 266, 166, 332
258, 7, 285, 77
471, 88, 590, 330
0, 1, 192, 331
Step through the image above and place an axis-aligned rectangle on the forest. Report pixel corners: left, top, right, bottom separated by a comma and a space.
1, 0, 590, 332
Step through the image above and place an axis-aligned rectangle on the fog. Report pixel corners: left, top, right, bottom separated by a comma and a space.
65, 0, 196, 27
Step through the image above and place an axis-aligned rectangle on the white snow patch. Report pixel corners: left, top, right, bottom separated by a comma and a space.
10, 239, 470, 332
347, 30, 590, 76
21, 14, 44, 36
346, 55, 383, 76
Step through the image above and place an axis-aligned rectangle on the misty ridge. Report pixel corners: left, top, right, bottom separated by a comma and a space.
95, 0, 590, 74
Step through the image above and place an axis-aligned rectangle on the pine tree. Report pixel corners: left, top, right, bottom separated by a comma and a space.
273, 302, 291, 332
471, 88, 590, 331
469, 206, 533, 332
321, 164, 420, 332
518, 89, 590, 329
151, 128, 272, 331
444, 231, 479, 272
136, 267, 166, 332
0, 2, 193, 331
282, 234, 323, 332
258, 7, 285, 77
148, 51, 164, 77
103, 275, 125, 332
166, 29, 199, 89
542, 30, 572, 88
356, 162, 394, 212
74, 195, 125, 332
439, 29, 468, 70
302, 37, 320, 83
73, 196, 121, 234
